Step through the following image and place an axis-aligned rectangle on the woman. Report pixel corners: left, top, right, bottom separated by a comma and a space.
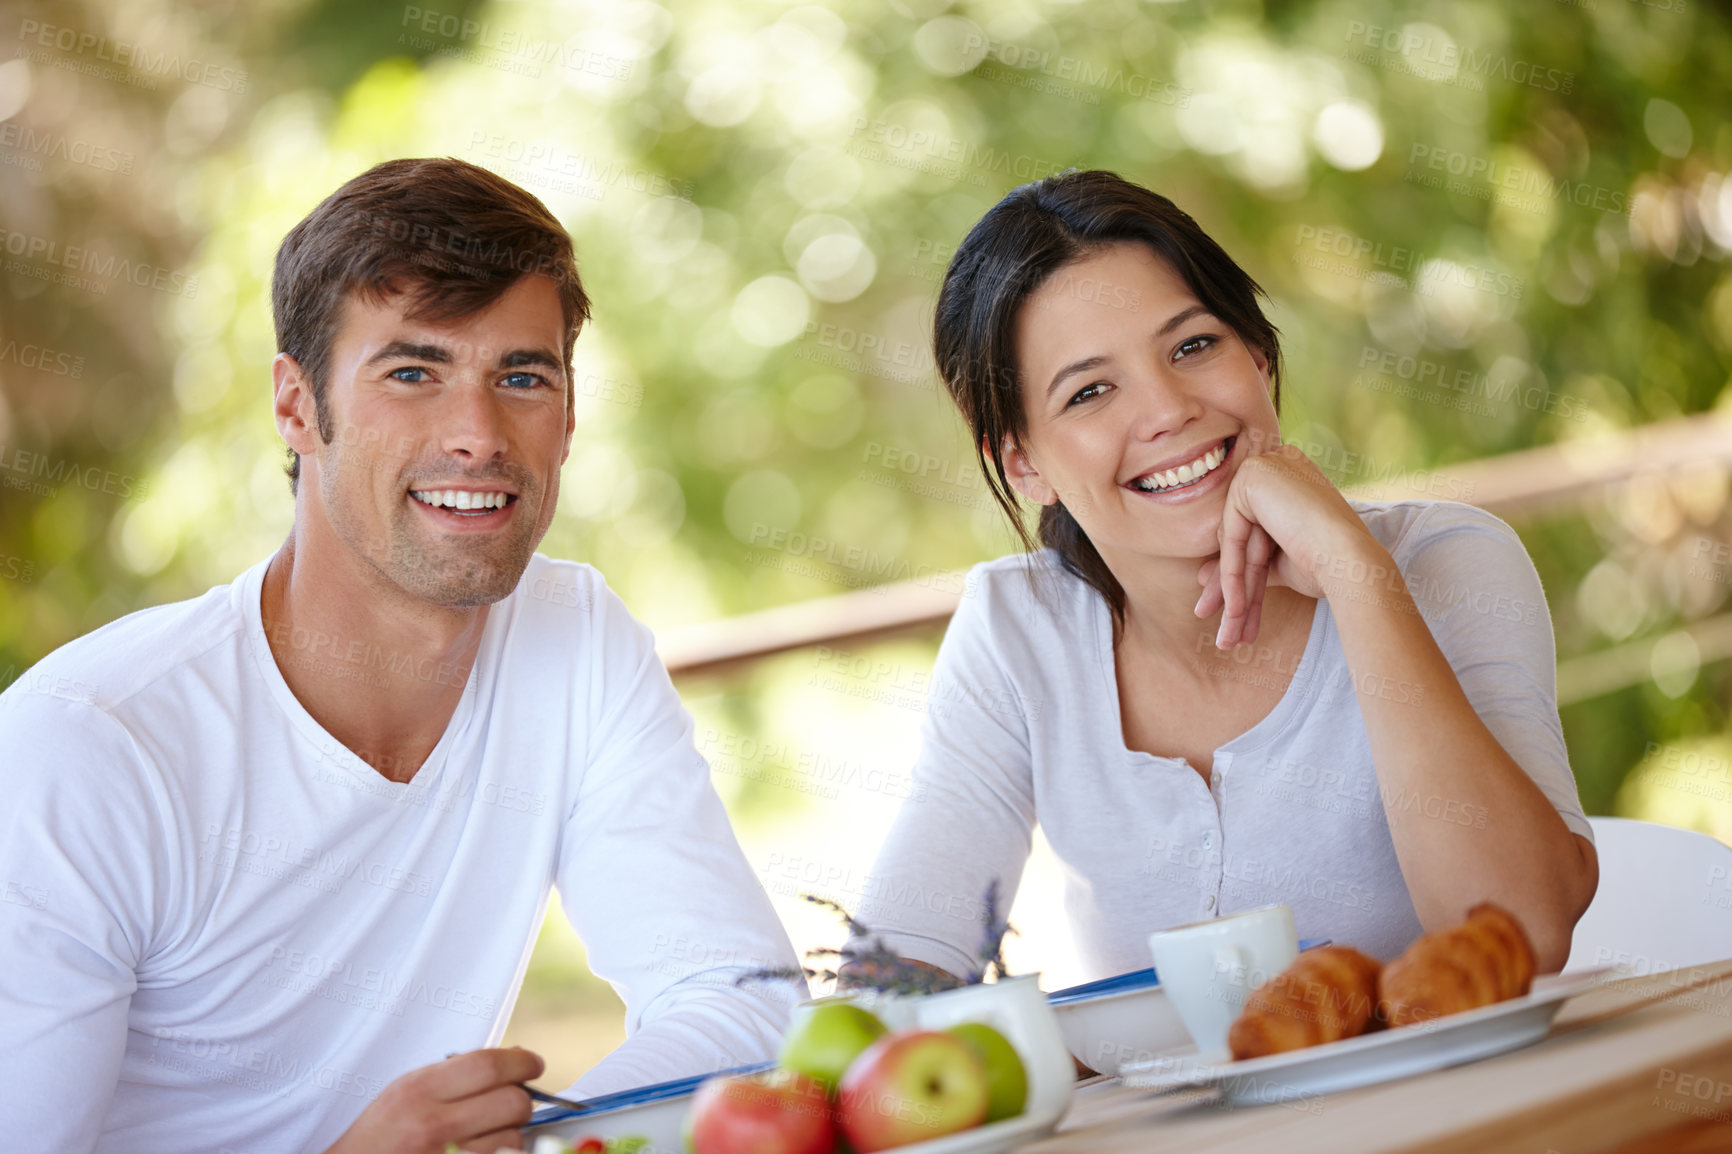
852, 170, 1597, 986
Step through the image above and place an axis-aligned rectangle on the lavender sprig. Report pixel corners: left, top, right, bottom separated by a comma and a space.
734, 882, 1014, 996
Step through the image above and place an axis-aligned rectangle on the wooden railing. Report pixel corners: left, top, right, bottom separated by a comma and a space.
659, 413, 1732, 689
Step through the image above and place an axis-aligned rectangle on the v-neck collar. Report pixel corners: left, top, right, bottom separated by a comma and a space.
236, 557, 492, 795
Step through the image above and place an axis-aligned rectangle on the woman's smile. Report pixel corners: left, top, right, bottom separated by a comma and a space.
1124, 434, 1237, 500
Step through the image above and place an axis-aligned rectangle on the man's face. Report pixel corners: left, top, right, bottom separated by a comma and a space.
296, 274, 574, 607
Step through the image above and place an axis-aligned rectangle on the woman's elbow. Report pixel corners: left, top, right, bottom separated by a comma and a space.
1533, 834, 1600, 973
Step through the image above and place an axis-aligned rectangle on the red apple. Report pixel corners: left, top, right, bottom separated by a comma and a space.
686, 1068, 836, 1154
838, 1030, 990, 1152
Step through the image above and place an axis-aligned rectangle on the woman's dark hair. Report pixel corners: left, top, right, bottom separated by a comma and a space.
932, 169, 1283, 634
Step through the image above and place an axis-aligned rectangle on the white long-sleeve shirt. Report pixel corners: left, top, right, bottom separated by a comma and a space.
0, 554, 804, 1154
857, 500, 1593, 977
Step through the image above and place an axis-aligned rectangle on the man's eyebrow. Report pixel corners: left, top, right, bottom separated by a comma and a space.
497, 348, 563, 372
363, 342, 565, 375
365, 341, 453, 368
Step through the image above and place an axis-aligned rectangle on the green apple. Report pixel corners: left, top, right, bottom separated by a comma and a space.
946, 1022, 1027, 1123
779, 1000, 889, 1093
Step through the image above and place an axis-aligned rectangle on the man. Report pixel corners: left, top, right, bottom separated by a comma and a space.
0, 158, 803, 1154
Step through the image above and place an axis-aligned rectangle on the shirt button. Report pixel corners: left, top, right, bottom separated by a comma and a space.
1205, 895, 1216, 911
1202, 833, 1214, 849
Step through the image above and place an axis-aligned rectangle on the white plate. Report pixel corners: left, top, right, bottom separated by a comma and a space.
1117, 967, 1614, 1105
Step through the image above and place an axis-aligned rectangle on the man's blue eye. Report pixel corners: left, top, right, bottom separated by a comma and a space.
391, 367, 426, 383
503, 372, 544, 390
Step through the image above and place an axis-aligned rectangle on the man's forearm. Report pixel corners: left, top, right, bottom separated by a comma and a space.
565, 976, 799, 1098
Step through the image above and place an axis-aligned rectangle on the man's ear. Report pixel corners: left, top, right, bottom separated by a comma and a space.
273, 353, 320, 461
562, 383, 577, 465
996, 434, 1057, 506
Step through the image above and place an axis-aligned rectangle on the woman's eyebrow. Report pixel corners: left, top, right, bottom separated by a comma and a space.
1042, 304, 1218, 400
1045, 354, 1110, 400
1157, 303, 1212, 337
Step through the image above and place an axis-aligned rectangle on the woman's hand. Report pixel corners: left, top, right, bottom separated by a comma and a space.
1192, 437, 1375, 650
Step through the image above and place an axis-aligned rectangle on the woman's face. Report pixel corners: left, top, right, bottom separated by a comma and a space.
1005, 242, 1280, 565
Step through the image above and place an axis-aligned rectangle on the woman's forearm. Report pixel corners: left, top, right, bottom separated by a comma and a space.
1310, 526, 1598, 971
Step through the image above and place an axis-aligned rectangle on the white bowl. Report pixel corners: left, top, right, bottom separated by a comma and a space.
1046, 937, 1329, 1076
525, 974, 1076, 1152
856, 973, 1075, 1126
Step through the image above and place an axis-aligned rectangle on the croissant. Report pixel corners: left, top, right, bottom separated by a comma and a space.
1228, 946, 1384, 1060
1378, 903, 1537, 1028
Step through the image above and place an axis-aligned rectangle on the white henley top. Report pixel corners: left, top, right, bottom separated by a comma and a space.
857, 500, 1593, 978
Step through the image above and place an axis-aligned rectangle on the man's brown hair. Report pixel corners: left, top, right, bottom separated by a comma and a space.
272, 157, 591, 492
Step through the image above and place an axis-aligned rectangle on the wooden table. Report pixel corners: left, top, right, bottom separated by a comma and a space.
1028, 960, 1732, 1153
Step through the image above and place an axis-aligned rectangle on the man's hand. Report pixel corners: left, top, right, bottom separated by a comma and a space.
322, 1047, 544, 1154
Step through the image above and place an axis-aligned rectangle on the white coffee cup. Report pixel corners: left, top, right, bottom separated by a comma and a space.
1147, 904, 1298, 1062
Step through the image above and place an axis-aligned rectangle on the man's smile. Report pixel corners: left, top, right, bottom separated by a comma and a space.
408, 487, 520, 525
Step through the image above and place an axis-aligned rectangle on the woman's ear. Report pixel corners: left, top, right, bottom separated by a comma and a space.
996, 434, 1058, 506
1247, 342, 1272, 394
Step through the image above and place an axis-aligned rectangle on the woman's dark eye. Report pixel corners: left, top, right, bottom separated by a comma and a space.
390, 367, 427, 383
1174, 334, 1218, 360
1067, 382, 1108, 407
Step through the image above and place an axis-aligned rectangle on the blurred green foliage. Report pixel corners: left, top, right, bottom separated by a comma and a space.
4, 0, 1732, 976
